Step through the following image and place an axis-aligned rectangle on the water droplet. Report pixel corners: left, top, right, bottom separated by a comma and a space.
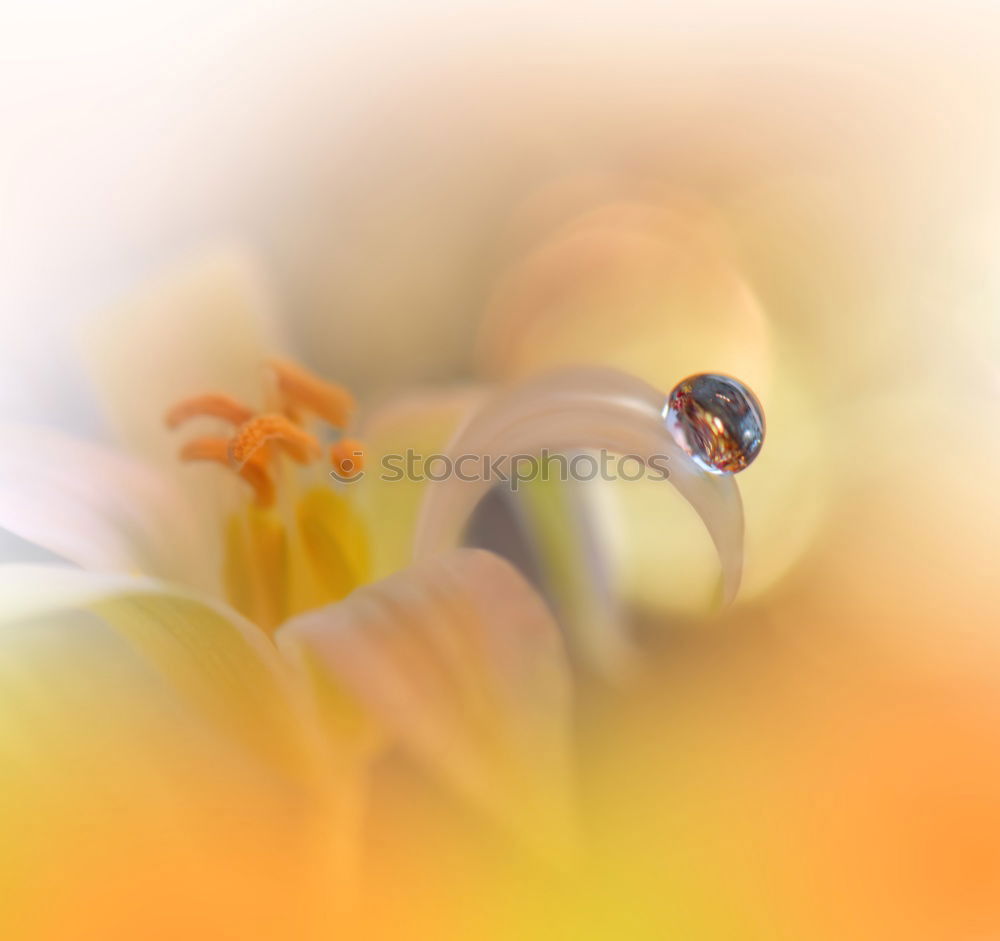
664, 373, 765, 474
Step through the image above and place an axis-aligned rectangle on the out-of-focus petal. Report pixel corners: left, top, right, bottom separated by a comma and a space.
277, 548, 575, 854
0, 565, 345, 940
0, 424, 216, 591
474, 473, 633, 677
359, 385, 631, 675
611, 363, 830, 617
353, 386, 486, 580
478, 189, 772, 400
289, 486, 369, 617
79, 247, 281, 469
415, 367, 744, 605
477, 186, 836, 618
0, 565, 321, 774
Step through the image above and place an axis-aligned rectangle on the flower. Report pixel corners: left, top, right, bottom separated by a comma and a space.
0, 250, 582, 939
0, 245, 759, 938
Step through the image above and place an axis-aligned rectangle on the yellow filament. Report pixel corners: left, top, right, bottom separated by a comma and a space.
223, 506, 288, 635
179, 437, 276, 507
223, 487, 368, 633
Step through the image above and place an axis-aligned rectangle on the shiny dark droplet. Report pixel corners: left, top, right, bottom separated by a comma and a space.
664, 373, 765, 474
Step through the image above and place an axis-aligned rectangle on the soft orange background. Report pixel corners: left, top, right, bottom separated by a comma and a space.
4, 3, 1000, 938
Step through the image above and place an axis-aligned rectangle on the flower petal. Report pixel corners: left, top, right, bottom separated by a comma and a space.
277, 548, 575, 852
502, 470, 635, 676
0, 423, 216, 591
477, 189, 772, 398
0, 565, 345, 938
415, 366, 745, 605
353, 385, 486, 580
0, 564, 319, 773
79, 247, 282, 467
360, 385, 634, 676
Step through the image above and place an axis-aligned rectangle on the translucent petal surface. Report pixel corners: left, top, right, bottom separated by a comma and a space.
354, 385, 486, 580
0, 424, 214, 591
414, 367, 745, 604
0, 565, 319, 772
278, 548, 575, 853
80, 247, 281, 477
0, 565, 344, 940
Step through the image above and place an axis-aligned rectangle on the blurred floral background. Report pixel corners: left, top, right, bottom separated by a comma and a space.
3, 1, 1000, 938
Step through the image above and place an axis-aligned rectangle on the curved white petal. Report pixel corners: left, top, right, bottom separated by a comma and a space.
0, 423, 216, 591
79, 247, 282, 467
359, 383, 634, 675
278, 548, 575, 853
415, 366, 745, 604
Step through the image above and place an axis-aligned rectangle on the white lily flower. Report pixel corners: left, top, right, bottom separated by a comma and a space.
0, 248, 743, 938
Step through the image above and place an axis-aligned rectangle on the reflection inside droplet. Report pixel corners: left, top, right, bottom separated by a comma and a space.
664, 373, 765, 474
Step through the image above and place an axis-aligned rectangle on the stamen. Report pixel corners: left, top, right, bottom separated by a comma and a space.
330, 438, 365, 480
164, 393, 255, 429
180, 437, 276, 507
269, 357, 356, 428
166, 360, 364, 512
271, 435, 315, 464
228, 414, 321, 469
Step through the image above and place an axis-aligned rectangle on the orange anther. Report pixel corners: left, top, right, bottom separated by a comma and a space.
330, 438, 365, 480
228, 414, 320, 469
164, 393, 255, 429
269, 357, 355, 428
168, 359, 358, 508
179, 437, 275, 506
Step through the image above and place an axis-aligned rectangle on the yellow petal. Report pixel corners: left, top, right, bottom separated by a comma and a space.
0, 565, 322, 780
218, 487, 369, 637
0, 566, 347, 940
223, 504, 290, 634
